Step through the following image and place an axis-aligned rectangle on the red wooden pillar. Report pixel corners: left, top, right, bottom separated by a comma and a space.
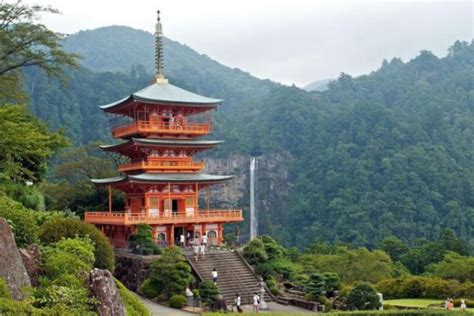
166, 225, 172, 246
170, 224, 175, 246
218, 223, 223, 245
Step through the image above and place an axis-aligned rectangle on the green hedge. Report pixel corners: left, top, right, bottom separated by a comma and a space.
169, 294, 187, 309
39, 218, 114, 271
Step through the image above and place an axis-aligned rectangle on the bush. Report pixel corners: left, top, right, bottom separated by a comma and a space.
169, 294, 187, 309
199, 280, 219, 306
260, 235, 284, 260
129, 224, 161, 255
0, 278, 10, 299
255, 263, 275, 280
243, 239, 268, 265
376, 276, 474, 300
346, 282, 381, 310
0, 194, 39, 247
39, 218, 114, 271
139, 279, 161, 299
270, 286, 280, 296
115, 278, 150, 316
305, 273, 327, 297
192, 289, 200, 299
142, 246, 192, 299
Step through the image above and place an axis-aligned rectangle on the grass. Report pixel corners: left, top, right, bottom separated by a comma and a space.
384, 299, 443, 308
205, 311, 468, 316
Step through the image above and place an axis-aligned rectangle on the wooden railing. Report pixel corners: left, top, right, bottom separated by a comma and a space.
84, 209, 243, 225
118, 160, 205, 172
112, 121, 210, 138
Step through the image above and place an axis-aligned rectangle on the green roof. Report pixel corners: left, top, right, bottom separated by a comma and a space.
91, 173, 233, 185
100, 138, 223, 151
100, 82, 222, 111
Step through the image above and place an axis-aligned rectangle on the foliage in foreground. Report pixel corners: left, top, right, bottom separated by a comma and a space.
129, 224, 161, 255
346, 282, 382, 311
199, 279, 219, 307
39, 218, 115, 271
115, 278, 150, 316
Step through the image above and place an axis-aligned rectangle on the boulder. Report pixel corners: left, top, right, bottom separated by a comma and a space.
0, 218, 31, 300
19, 244, 41, 287
114, 252, 158, 291
89, 268, 126, 316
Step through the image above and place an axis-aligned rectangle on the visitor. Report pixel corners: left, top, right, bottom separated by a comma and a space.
212, 268, 218, 284
179, 233, 185, 247
445, 298, 450, 309
199, 242, 206, 260
235, 293, 242, 313
186, 231, 191, 247
202, 233, 208, 248
193, 240, 199, 262
447, 299, 454, 310
461, 299, 467, 312
253, 292, 260, 313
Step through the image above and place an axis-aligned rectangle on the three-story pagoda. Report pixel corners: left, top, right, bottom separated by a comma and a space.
84, 11, 243, 247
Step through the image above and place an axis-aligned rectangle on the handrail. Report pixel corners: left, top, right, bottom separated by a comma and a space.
84, 210, 244, 225
118, 160, 205, 172
112, 120, 210, 137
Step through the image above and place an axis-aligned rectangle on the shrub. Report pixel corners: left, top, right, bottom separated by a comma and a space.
192, 289, 200, 299
270, 286, 280, 296
39, 218, 114, 271
41, 237, 95, 281
243, 239, 268, 265
129, 224, 161, 255
305, 273, 327, 297
143, 246, 192, 299
346, 282, 381, 310
260, 235, 284, 260
376, 276, 474, 300
139, 279, 161, 299
199, 280, 219, 306
255, 263, 275, 280
0, 278, 10, 299
0, 194, 39, 247
169, 294, 187, 309
115, 278, 150, 316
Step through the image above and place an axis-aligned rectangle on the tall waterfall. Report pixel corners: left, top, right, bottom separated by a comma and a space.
250, 156, 259, 240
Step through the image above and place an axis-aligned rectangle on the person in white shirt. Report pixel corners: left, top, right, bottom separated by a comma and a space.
201, 233, 208, 247
192, 240, 199, 262
253, 292, 260, 313
235, 293, 242, 313
199, 242, 206, 259
179, 233, 185, 247
211, 268, 218, 284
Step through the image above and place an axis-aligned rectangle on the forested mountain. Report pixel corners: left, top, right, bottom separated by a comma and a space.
303, 78, 333, 92
24, 26, 474, 249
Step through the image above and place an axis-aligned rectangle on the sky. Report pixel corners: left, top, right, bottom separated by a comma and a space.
23, 0, 473, 87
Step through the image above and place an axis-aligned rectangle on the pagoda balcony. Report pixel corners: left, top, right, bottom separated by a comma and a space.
112, 121, 211, 138
118, 160, 205, 173
84, 209, 243, 226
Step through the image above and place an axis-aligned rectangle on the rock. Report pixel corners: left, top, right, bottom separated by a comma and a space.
19, 244, 41, 287
89, 268, 126, 316
0, 218, 31, 300
114, 252, 158, 292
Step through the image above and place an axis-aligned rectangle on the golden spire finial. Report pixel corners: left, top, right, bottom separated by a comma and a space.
155, 10, 168, 83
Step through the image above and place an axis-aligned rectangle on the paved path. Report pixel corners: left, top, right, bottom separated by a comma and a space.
137, 296, 195, 316
240, 301, 314, 314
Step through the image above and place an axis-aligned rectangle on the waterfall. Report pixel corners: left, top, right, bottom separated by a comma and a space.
250, 156, 259, 240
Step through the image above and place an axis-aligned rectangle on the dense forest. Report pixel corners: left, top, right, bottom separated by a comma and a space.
24, 26, 474, 249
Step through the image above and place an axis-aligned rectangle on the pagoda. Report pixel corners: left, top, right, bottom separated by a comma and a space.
84, 11, 243, 247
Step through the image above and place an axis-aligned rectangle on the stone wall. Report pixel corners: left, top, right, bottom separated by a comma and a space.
114, 251, 159, 292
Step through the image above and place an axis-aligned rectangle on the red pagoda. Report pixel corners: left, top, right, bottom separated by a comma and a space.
84, 11, 243, 247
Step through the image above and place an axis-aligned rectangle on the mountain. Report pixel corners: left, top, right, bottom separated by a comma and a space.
25, 26, 474, 249
303, 78, 333, 92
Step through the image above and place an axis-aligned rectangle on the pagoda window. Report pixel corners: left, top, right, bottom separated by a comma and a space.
157, 233, 166, 241
185, 197, 195, 217
149, 197, 160, 217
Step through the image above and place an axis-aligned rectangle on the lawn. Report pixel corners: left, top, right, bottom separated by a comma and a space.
384, 299, 443, 308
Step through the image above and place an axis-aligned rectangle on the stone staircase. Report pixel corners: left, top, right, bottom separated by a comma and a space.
185, 250, 272, 305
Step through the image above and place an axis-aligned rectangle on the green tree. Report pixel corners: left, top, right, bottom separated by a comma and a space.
0, 105, 67, 182
346, 282, 381, 310
129, 224, 161, 255
144, 246, 192, 299
378, 236, 408, 262
429, 252, 474, 282
0, 0, 78, 102
199, 279, 219, 307
305, 273, 326, 298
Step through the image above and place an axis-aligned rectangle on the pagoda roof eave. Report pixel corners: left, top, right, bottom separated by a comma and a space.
91, 173, 233, 186
100, 82, 222, 113
100, 138, 224, 152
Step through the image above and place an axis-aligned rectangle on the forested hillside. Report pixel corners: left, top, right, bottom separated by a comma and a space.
24, 26, 474, 249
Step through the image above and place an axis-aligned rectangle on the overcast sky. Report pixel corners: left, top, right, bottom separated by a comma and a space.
23, 0, 473, 87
